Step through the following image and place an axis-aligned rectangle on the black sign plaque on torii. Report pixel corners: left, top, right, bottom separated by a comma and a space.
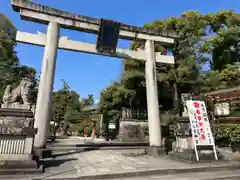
96, 19, 121, 53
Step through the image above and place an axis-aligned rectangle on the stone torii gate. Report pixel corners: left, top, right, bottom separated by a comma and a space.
11, 0, 177, 151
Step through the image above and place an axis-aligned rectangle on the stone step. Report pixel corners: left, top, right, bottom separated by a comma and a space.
0, 157, 43, 175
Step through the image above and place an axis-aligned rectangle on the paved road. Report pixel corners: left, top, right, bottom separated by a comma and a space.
1, 171, 240, 180
112, 170, 240, 180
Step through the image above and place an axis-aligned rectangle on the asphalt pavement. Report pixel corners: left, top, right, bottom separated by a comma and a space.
112, 170, 240, 180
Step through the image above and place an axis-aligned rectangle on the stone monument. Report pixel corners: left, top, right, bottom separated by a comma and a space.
118, 108, 148, 142
175, 93, 193, 152
0, 78, 42, 174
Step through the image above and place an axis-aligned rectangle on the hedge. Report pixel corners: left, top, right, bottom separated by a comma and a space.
214, 124, 240, 146
169, 123, 240, 147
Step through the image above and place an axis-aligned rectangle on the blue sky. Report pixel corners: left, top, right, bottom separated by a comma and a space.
1, 0, 240, 102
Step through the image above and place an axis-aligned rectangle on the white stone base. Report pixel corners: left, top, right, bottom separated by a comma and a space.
175, 136, 194, 152
0, 136, 34, 155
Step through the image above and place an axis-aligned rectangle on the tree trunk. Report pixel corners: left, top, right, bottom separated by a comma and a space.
105, 123, 109, 141
173, 81, 180, 115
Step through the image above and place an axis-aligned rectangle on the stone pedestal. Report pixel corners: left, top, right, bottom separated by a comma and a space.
169, 94, 198, 161
0, 108, 42, 174
175, 117, 193, 152
171, 117, 218, 162
170, 117, 196, 161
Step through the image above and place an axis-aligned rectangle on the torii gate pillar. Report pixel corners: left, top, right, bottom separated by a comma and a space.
145, 40, 162, 147
34, 22, 60, 148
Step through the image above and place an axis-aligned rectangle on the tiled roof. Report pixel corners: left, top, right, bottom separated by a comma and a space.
82, 104, 99, 112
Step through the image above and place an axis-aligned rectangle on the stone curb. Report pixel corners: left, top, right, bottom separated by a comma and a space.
45, 146, 148, 152
168, 153, 220, 164
50, 142, 149, 147
0, 165, 44, 175
207, 176, 240, 180
31, 163, 240, 180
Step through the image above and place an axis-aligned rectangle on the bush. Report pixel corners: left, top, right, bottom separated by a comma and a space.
169, 123, 240, 148
214, 124, 240, 147
166, 120, 240, 152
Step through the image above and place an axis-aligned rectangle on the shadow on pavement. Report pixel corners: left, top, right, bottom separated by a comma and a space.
51, 148, 100, 158
43, 158, 78, 168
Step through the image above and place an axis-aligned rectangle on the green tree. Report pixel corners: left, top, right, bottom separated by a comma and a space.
64, 90, 82, 124
123, 11, 209, 112
99, 82, 135, 138
200, 70, 223, 92
52, 79, 82, 125
0, 30, 19, 100
0, 30, 38, 104
204, 11, 240, 70
201, 62, 240, 92
220, 62, 240, 86
99, 10, 240, 121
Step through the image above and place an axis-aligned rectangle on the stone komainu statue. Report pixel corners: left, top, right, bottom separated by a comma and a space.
2, 78, 33, 108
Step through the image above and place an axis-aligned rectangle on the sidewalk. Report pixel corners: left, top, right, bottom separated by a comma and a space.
70, 149, 240, 179
2, 137, 240, 180
26, 149, 240, 180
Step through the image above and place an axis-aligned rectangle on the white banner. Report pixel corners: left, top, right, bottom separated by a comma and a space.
186, 100, 215, 146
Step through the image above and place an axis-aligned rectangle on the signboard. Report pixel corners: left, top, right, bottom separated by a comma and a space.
0, 126, 22, 135
108, 123, 116, 129
0, 126, 37, 136
186, 100, 218, 161
214, 103, 230, 117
